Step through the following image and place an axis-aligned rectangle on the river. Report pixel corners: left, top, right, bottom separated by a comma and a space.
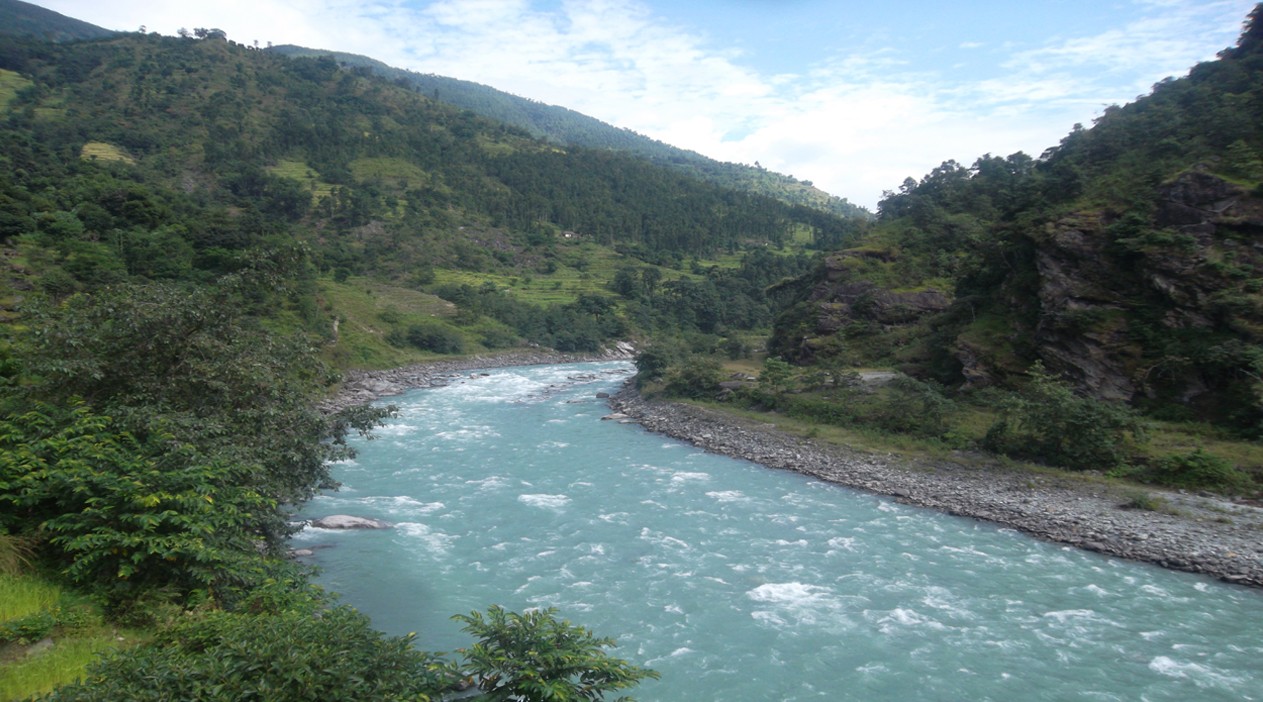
296, 361, 1262, 701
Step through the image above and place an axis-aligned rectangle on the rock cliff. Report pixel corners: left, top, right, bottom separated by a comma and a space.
1026, 171, 1263, 412
772, 170, 1263, 426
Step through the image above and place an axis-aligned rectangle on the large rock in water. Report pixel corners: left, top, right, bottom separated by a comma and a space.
310, 515, 392, 529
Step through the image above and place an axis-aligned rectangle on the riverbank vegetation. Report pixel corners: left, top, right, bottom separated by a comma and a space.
1, 1, 1262, 698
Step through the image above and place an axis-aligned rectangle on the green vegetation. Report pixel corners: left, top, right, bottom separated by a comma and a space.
1, 3, 1262, 698
453, 605, 660, 702
982, 363, 1147, 471
36, 580, 454, 702
267, 44, 869, 220
77, 142, 132, 164
0, 572, 137, 700
0, 68, 32, 111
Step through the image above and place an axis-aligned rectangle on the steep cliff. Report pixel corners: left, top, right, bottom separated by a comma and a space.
1024, 172, 1263, 416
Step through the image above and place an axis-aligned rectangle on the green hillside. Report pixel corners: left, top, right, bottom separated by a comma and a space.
2, 4, 1262, 699
269, 44, 870, 220
706, 6, 1263, 481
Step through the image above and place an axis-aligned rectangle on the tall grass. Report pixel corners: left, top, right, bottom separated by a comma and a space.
0, 536, 34, 577
0, 637, 119, 700
0, 572, 137, 701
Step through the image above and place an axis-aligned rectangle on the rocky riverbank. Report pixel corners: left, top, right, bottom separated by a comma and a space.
609, 386, 1263, 588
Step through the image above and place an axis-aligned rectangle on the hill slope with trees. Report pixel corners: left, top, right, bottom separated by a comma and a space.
4, 3, 1263, 699
718, 6, 1262, 482
0, 0, 113, 42
0, 24, 836, 699
268, 43, 869, 220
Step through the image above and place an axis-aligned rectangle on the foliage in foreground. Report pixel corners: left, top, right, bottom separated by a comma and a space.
0, 281, 393, 610
39, 601, 453, 701
0, 572, 132, 701
453, 605, 660, 702
31, 591, 656, 702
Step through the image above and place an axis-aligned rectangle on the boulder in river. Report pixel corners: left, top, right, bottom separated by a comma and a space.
310, 515, 392, 529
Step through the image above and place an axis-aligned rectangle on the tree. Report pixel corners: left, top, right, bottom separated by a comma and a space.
0, 402, 272, 603
14, 280, 386, 515
453, 606, 658, 702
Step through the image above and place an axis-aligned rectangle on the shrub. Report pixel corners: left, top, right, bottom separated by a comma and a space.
453, 605, 658, 702
870, 376, 954, 437
662, 356, 722, 399
405, 321, 466, 354
1147, 449, 1253, 492
983, 362, 1147, 470
0, 611, 56, 645
1119, 490, 1173, 512
633, 347, 674, 388
43, 606, 455, 702
782, 394, 854, 425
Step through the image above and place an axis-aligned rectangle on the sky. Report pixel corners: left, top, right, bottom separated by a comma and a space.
33, 0, 1258, 210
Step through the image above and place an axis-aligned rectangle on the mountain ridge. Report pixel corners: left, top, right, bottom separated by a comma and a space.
0, 0, 114, 42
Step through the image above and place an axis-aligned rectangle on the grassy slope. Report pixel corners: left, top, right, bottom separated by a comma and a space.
0, 573, 141, 700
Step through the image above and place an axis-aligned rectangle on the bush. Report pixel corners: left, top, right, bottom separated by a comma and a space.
869, 376, 954, 437
782, 394, 854, 425
662, 357, 722, 399
453, 606, 658, 702
43, 606, 455, 702
1147, 449, 1253, 492
0, 611, 56, 645
405, 321, 466, 354
983, 362, 1146, 470
633, 346, 674, 388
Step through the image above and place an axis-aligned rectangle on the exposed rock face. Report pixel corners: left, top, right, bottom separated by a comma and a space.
310, 515, 392, 529
810, 280, 950, 327
1027, 171, 1263, 405
775, 253, 950, 362
1032, 214, 1141, 401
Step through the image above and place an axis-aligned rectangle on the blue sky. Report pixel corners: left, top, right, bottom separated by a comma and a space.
37, 0, 1257, 209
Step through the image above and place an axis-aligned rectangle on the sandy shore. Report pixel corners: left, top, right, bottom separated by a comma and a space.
325, 353, 1263, 588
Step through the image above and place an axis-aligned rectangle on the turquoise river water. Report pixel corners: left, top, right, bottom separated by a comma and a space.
296, 362, 1263, 701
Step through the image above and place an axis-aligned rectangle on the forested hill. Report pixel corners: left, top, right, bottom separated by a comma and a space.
0, 31, 859, 262
0, 21, 701, 699
0, 0, 114, 42
0, 28, 865, 362
268, 43, 868, 220
767, 5, 1263, 437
